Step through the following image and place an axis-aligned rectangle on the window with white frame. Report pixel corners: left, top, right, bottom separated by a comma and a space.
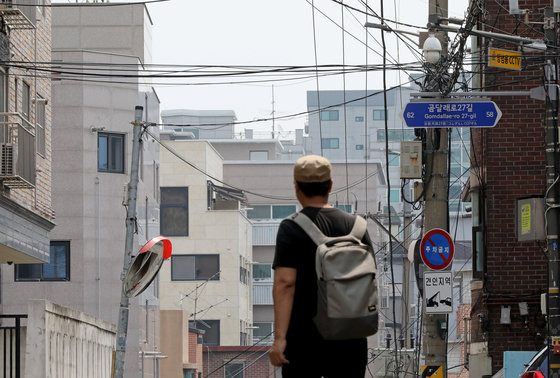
247, 204, 296, 220
0, 69, 6, 143
98, 132, 125, 173
22, 81, 30, 120
36, 94, 45, 156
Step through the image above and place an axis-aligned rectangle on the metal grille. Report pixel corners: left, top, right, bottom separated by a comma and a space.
0, 143, 13, 176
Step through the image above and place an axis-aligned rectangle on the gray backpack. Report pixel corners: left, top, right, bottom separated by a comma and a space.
291, 212, 378, 340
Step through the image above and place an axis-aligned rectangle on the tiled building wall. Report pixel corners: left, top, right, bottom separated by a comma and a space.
5, 5, 53, 220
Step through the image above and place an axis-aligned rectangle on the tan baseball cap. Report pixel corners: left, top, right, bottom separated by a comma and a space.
293, 155, 332, 183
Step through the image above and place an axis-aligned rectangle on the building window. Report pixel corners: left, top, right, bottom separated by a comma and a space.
389, 189, 400, 203
253, 264, 272, 281
472, 190, 485, 279
98, 133, 124, 173
171, 254, 219, 281
225, 362, 244, 378
36, 95, 46, 157
356, 144, 364, 150
190, 320, 220, 346
355, 116, 364, 122
15, 241, 70, 281
240, 256, 249, 285
250, 150, 268, 160
0, 69, 6, 143
377, 129, 415, 142
388, 153, 400, 167
22, 81, 30, 120
247, 204, 296, 220
321, 138, 339, 149
161, 187, 189, 236
320, 110, 339, 121
253, 322, 274, 345
373, 109, 387, 121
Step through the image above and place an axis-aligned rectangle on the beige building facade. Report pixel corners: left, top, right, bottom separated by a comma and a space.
159, 140, 253, 378
0, 0, 55, 267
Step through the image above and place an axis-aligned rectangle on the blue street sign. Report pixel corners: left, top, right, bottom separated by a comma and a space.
420, 229, 454, 270
402, 100, 502, 128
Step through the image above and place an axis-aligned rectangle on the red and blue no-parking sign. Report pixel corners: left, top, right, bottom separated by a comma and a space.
420, 229, 454, 270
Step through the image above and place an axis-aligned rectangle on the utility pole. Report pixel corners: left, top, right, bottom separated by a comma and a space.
401, 186, 412, 349
114, 106, 144, 378
544, 6, 560, 378
422, 0, 449, 375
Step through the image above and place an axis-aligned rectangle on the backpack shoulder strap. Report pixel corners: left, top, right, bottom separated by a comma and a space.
290, 212, 328, 246
349, 215, 368, 240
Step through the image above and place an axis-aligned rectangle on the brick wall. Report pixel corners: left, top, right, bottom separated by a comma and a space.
204, 346, 274, 378
3, 3, 53, 220
470, 0, 549, 372
188, 330, 204, 374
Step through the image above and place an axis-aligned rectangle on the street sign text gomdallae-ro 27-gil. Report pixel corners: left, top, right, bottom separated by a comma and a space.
401, 100, 502, 128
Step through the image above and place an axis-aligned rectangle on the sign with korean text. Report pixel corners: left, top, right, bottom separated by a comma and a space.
422, 365, 444, 377
420, 228, 454, 270
488, 47, 522, 71
402, 100, 502, 128
521, 203, 531, 235
423, 272, 453, 314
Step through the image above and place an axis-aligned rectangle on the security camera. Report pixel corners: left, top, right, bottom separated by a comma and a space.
7, 261, 13, 265
477, 313, 485, 318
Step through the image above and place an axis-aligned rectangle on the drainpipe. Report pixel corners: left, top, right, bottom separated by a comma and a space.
96, 176, 101, 317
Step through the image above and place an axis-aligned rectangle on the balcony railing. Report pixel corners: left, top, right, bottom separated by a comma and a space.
0, 112, 35, 188
252, 221, 281, 246
252, 282, 273, 305
0, 0, 36, 29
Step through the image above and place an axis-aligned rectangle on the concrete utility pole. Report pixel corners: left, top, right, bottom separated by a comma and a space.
421, 0, 449, 374
114, 106, 144, 378
543, 7, 560, 378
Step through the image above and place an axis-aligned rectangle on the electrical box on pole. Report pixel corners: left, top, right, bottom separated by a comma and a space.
401, 141, 423, 179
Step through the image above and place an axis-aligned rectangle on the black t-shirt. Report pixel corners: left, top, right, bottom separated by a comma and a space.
272, 207, 373, 347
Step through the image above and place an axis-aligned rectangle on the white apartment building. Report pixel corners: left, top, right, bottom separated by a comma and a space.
158, 140, 253, 377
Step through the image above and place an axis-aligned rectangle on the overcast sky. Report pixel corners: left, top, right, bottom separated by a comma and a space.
135, 1, 467, 137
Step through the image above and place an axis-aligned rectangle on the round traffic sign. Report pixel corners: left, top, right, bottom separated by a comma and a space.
420, 229, 454, 270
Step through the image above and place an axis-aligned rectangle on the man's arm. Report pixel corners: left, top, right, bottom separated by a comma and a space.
269, 267, 297, 367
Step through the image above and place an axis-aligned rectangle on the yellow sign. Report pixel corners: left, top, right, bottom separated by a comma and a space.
422, 365, 443, 377
521, 203, 531, 235
488, 48, 522, 70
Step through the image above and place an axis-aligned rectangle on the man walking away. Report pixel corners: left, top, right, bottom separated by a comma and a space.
269, 155, 373, 377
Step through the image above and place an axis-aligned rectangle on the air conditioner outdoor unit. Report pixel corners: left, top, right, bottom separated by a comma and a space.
0, 143, 14, 176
